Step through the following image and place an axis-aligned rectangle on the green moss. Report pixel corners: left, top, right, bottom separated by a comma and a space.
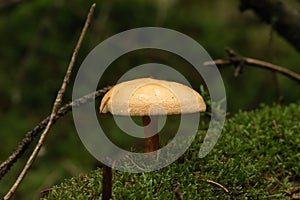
41, 103, 300, 199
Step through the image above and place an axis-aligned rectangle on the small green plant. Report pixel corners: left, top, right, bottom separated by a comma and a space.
41, 103, 300, 199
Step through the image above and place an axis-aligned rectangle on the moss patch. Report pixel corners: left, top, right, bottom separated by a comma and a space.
41, 103, 300, 199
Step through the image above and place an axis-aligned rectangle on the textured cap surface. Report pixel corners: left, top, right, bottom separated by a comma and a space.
100, 78, 206, 116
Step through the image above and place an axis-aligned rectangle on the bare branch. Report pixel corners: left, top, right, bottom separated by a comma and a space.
0, 86, 111, 181
2, 3, 96, 200
204, 48, 300, 83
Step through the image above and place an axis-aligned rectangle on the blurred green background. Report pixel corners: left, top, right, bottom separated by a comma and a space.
0, 0, 299, 199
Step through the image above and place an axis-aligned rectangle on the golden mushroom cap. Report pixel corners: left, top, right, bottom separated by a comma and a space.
100, 78, 206, 116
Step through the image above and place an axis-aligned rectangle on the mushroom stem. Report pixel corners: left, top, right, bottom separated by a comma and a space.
142, 115, 159, 153
102, 166, 112, 200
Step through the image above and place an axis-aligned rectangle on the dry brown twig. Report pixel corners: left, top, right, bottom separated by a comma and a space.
2, 3, 96, 200
204, 48, 300, 83
206, 179, 229, 193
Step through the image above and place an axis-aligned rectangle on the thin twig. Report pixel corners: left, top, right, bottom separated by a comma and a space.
206, 179, 229, 193
203, 48, 300, 83
2, 4, 96, 200
0, 86, 111, 180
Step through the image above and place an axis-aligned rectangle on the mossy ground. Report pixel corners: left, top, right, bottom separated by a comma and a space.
41, 103, 300, 199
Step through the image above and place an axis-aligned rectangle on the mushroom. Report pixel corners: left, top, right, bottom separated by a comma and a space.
100, 77, 206, 152
98, 77, 206, 199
